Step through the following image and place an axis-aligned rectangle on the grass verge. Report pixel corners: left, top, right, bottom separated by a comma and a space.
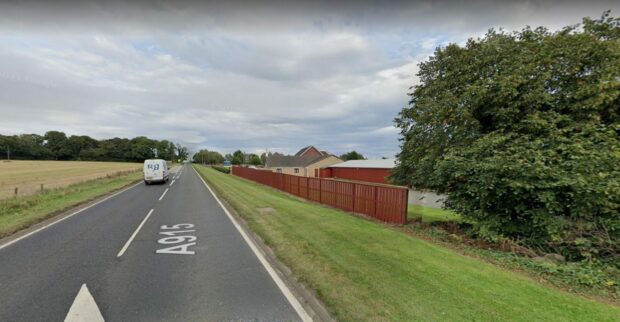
194, 165, 619, 322
408, 204, 460, 223
0, 171, 141, 238
405, 224, 620, 301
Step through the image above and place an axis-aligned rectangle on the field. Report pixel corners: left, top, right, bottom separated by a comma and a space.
0, 171, 142, 238
0, 160, 142, 199
194, 165, 619, 321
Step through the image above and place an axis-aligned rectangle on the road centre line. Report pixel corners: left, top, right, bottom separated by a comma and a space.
117, 209, 154, 258
170, 179, 175, 187
192, 167, 313, 322
0, 181, 142, 252
159, 188, 169, 201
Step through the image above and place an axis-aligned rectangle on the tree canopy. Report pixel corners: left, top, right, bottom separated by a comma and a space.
393, 12, 619, 261
339, 150, 366, 161
0, 131, 188, 163
193, 149, 225, 165
231, 150, 245, 165
248, 153, 262, 165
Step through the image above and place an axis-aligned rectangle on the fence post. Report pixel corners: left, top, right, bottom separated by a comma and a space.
319, 178, 322, 203
402, 189, 408, 224
41, 184, 44, 193
351, 183, 356, 212
14, 187, 18, 197
373, 185, 378, 218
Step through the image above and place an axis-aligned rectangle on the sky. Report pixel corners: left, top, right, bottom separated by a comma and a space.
0, 1, 618, 158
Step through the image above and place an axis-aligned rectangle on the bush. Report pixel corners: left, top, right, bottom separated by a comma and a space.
436, 122, 619, 262
393, 13, 620, 262
212, 165, 230, 174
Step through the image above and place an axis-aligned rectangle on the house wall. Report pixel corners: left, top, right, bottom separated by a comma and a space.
271, 166, 304, 176
266, 156, 342, 177
299, 146, 323, 158
305, 156, 342, 177
325, 167, 392, 184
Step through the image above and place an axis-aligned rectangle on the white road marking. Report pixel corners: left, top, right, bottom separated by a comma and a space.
170, 179, 175, 187
0, 182, 142, 252
116, 209, 154, 258
158, 188, 169, 201
64, 284, 104, 322
192, 167, 313, 322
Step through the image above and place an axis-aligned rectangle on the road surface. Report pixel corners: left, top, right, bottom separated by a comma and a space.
0, 164, 304, 321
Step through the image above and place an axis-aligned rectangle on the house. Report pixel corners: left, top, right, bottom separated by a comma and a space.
319, 158, 396, 184
265, 146, 342, 177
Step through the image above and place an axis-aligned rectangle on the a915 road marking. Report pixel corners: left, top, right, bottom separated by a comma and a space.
155, 224, 197, 255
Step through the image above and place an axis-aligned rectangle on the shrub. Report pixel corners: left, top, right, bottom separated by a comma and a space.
393, 13, 620, 262
212, 165, 230, 174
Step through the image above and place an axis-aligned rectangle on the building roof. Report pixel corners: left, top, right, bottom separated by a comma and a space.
294, 145, 327, 157
328, 158, 396, 169
265, 154, 333, 168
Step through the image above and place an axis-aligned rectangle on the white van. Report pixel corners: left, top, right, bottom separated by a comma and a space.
143, 159, 169, 185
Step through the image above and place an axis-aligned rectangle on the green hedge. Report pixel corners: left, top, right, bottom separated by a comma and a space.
211, 165, 230, 174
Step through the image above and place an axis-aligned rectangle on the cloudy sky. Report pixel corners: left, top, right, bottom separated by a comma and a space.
0, 1, 618, 158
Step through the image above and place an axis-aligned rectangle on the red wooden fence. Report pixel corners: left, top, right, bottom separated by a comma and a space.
231, 166, 408, 224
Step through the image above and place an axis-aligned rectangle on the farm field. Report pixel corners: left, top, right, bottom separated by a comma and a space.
194, 165, 619, 322
0, 171, 142, 238
0, 160, 141, 199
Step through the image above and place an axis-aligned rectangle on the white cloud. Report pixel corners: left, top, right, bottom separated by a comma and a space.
0, 1, 618, 158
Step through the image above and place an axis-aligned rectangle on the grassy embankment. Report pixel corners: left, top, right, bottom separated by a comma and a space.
0, 161, 141, 238
194, 165, 619, 322
408, 204, 460, 223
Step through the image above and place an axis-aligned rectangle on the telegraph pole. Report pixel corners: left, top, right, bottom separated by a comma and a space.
6, 146, 9, 161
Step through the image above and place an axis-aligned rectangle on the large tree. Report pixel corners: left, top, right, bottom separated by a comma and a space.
393, 12, 619, 261
193, 149, 225, 165
248, 153, 262, 166
231, 150, 245, 165
339, 150, 365, 161
176, 143, 189, 161
44, 131, 72, 160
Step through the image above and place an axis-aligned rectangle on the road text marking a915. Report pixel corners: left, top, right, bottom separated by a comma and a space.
155, 224, 197, 255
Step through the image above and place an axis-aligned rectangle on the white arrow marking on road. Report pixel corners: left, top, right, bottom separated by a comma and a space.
64, 284, 104, 322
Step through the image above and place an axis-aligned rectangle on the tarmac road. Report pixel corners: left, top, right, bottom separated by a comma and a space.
0, 164, 304, 321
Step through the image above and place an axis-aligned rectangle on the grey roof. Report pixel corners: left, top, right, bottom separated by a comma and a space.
294, 146, 312, 157
266, 154, 332, 168
328, 159, 396, 169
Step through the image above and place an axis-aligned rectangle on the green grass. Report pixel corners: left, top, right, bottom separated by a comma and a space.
0, 171, 141, 238
408, 204, 461, 222
194, 165, 619, 322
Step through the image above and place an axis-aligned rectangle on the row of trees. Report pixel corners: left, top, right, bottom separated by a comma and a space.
193, 149, 368, 165
339, 150, 365, 161
393, 12, 619, 262
193, 149, 365, 166
193, 149, 263, 165
0, 131, 189, 163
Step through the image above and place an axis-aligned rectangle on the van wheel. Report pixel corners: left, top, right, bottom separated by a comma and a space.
144, 180, 150, 185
